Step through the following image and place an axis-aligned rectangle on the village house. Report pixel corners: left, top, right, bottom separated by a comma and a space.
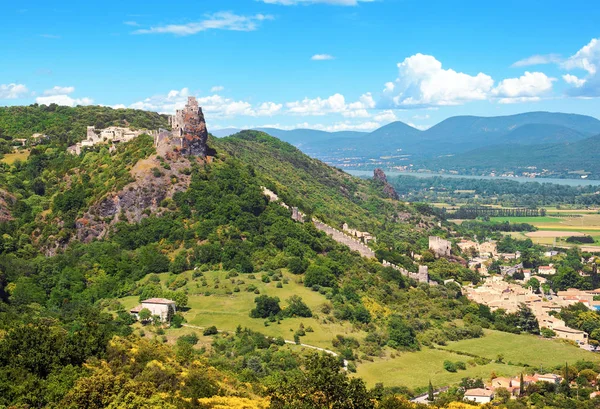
553, 326, 588, 345
68, 125, 153, 155
535, 373, 563, 384
538, 265, 557, 275
130, 298, 177, 322
463, 388, 494, 404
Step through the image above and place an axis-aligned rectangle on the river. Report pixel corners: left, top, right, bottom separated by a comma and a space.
346, 170, 600, 187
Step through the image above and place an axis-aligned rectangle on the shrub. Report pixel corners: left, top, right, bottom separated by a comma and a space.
203, 326, 218, 336
443, 360, 457, 372
250, 295, 281, 319
178, 333, 199, 345
456, 361, 466, 370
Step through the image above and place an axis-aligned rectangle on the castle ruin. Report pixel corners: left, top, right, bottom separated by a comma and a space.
429, 236, 452, 258
165, 96, 209, 157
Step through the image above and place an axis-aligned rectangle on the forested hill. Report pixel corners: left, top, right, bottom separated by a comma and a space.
215, 130, 440, 239
0, 104, 168, 143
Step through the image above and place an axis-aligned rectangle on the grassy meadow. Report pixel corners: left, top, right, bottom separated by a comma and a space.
356, 329, 599, 390
1, 150, 30, 164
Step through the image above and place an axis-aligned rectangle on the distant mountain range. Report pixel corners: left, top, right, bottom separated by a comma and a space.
212, 112, 600, 178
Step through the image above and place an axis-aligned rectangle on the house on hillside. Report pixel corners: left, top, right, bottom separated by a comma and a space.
553, 326, 588, 345
130, 298, 176, 322
536, 373, 563, 384
464, 388, 494, 404
538, 265, 557, 275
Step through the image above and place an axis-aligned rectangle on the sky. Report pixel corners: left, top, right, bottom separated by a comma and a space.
2, 0, 600, 132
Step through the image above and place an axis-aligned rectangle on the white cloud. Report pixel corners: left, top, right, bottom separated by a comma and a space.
562, 74, 586, 87
260, 0, 372, 5
286, 92, 375, 117
128, 88, 281, 118
43, 86, 75, 96
511, 54, 561, 67
311, 54, 335, 61
561, 38, 600, 97
406, 122, 431, 131
35, 95, 93, 106
373, 110, 397, 123
0, 83, 29, 99
492, 71, 555, 103
123, 21, 139, 26
133, 12, 273, 36
381, 53, 494, 108
210, 85, 224, 92
412, 114, 430, 120
563, 38, 599, 75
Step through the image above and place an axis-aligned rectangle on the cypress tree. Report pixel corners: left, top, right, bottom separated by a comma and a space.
428, 380, 434, 401
519, 372, 524, 397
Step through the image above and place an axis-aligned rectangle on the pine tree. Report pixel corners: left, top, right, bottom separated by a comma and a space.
428, 380, 434, 401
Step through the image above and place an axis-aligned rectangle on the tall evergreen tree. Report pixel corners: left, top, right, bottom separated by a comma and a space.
428, 380, 434, 401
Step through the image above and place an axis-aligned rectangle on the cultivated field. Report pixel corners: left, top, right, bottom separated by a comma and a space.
492, 211, 600, 250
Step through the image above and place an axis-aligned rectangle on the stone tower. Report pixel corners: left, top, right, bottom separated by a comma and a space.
169, 97, 209, 157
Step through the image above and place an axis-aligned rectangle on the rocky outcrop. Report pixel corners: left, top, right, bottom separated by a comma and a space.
168, 97, 209, 157
373, 168, 399, 200
0, 190, 15, 222
76, 154, 194, 243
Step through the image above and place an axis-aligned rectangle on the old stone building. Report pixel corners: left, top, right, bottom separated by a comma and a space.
429, 236, 451, 257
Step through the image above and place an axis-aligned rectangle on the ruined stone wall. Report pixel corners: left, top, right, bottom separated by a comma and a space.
382, 260, 431, 284
313, 220, 376, 259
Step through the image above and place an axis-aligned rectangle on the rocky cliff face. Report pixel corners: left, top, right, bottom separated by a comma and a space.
0, 189, 15, 222
373, 168, 400, 200
75, 152, 196, 243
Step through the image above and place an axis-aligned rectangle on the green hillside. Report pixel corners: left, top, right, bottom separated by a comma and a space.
1, 118, 599, 407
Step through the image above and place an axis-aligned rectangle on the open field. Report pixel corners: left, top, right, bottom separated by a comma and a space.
121, 269, 363, 350
355, 347, 515, 390
491, 212, 600, 249
439, 330, 599, 368
1, 150, 30, 164
356, 329, 599, 390
526, 231, 586, 238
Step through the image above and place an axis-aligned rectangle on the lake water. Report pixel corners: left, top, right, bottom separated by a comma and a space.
346, 170, 600, 187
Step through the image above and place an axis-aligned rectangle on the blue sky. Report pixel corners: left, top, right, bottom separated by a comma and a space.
2, 0, 600, 132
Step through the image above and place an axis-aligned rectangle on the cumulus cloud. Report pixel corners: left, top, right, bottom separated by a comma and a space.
36, 95, 94, 106
260, 0, 372, 5
562, 74, 586, 87
128, 88, 281, 117
210, 85, 224, 92
43, 86, 75, 96
0, 83, 29, 99
286, 92, 375, 117
492, 71, 555, 103
562, 38, 600, 97
511, 54, 561, 67
311, 54, 335, 61
380, 53, 494, 108
133, 12, 273, 36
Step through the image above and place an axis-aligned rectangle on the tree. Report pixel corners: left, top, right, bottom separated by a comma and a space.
138, 308, 152, 322
387, 315, 418, 350
166, 305, 175, 323
519, 373, 524, 397
428, 380, 434, 401
284, 295, 312, 318
250, 295, 281, 319
516, 304, 539, 334
268, 353, 375, 409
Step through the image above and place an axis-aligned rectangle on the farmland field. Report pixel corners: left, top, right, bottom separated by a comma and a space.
1, 150, 30, 164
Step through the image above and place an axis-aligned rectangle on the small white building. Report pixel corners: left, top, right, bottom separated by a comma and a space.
464, 388, 494, 404
131, 298, 176, 321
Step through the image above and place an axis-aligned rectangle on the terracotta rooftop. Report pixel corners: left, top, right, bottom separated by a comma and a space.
141, 298, 176, 304
464, 388, 494, 397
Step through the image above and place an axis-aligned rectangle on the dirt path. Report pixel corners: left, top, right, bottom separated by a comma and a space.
182, 324, 348, 369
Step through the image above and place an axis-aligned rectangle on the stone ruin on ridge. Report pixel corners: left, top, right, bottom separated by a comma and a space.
155, 96, 209, 157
